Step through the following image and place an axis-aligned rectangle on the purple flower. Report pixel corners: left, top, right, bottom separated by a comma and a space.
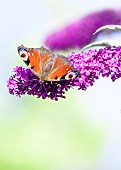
70, 46, 121, 90
7, 66, 73, 100
44, 9, 121, 50
7, 46, 121, 100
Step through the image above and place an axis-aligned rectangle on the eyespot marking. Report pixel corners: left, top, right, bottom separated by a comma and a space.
19, 50, 29, 61
65, 71, 79, 80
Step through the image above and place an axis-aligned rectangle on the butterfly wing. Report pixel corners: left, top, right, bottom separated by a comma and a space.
18, 45, 79, 81
27, 47, 73, 81
18, 46, 52, 81
45, 55, 78, 81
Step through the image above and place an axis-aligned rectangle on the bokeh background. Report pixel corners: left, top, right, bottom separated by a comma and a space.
1, 0, 121, 169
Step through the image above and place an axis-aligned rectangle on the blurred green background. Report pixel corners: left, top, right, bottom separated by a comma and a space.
1, 0, 121, 169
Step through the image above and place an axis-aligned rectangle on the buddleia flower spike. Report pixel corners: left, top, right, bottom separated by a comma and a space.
7, 44, 121, 100
44, 9, 121, 50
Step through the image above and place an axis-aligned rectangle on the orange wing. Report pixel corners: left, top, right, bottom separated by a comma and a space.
49, 64, 72, 80
48, 57, 72, 80
29, 50, 41, 73
29, 50, 51, 75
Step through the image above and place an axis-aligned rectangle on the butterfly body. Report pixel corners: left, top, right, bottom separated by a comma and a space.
17, 45, 79, 81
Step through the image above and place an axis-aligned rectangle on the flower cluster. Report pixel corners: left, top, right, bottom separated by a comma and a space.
70, 46, 121, 89
44, 9, 121, 50
7, 46, 121, 100
7, 66, 73, 100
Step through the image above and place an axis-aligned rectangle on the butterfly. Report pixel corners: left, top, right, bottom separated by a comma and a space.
17, 45, 79, 81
